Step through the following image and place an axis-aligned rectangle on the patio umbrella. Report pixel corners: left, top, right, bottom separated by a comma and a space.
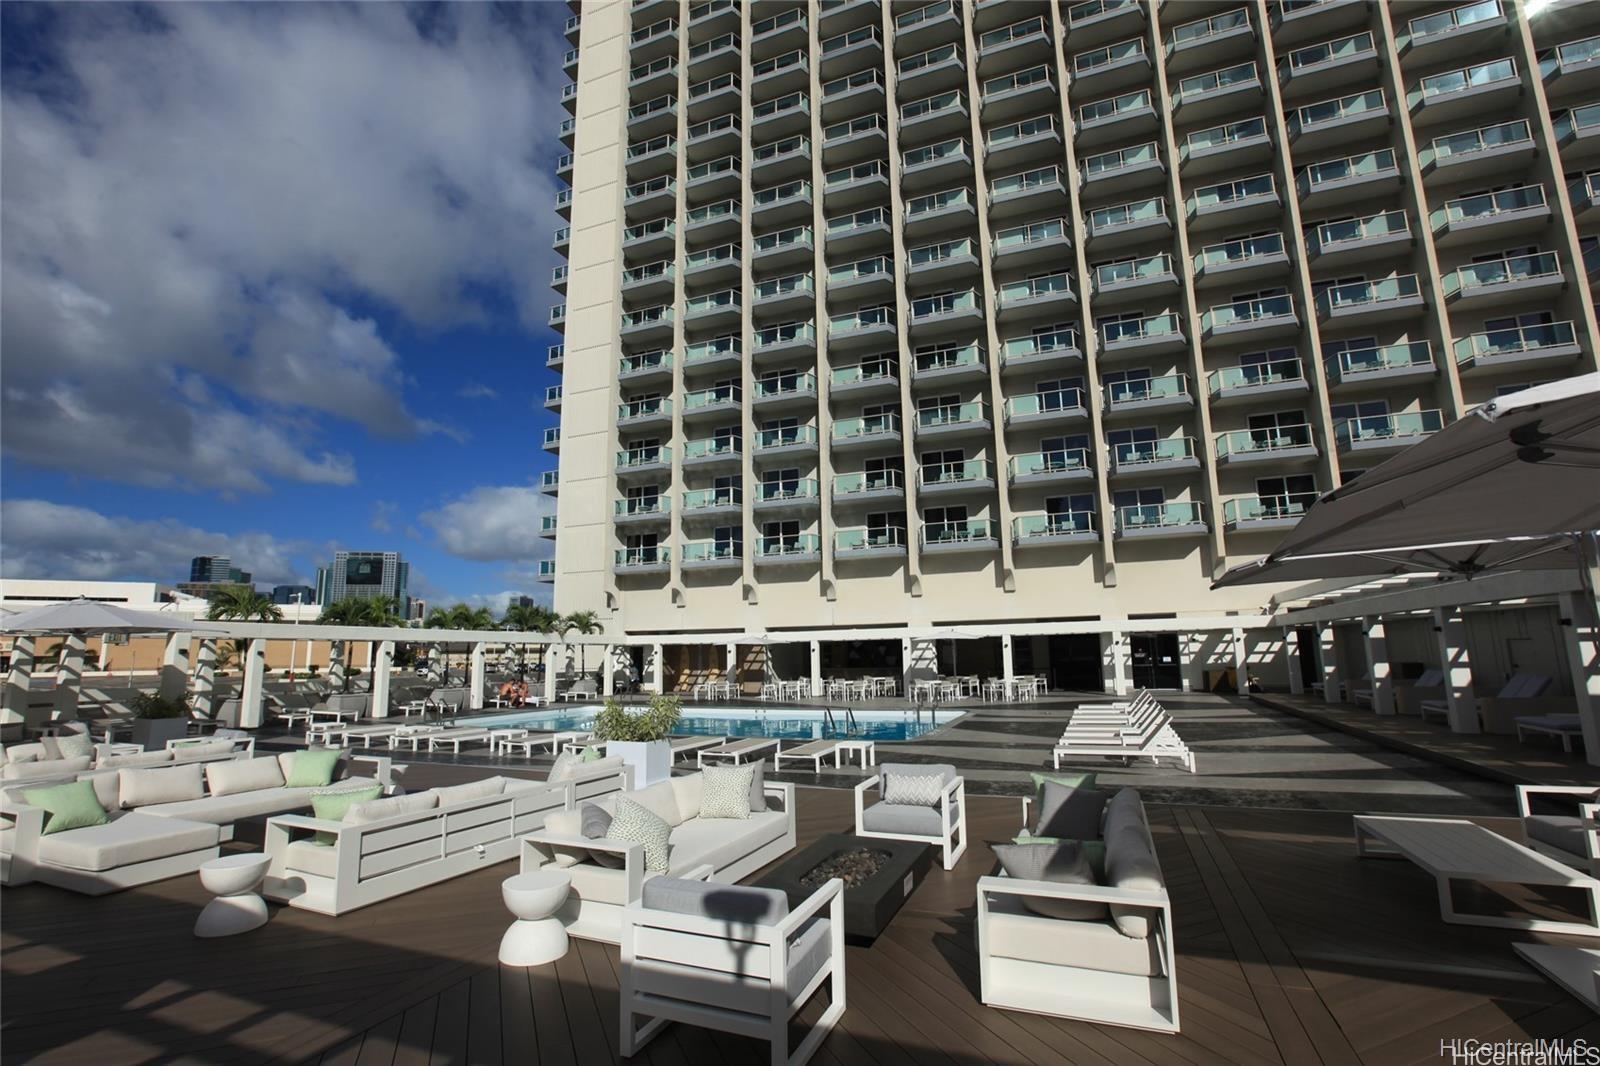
1214, 374, 1600, 589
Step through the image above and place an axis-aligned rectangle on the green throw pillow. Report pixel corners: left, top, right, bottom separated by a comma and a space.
580, 745, 604, 763
285, 747, 342, 788
23, 779, 110, 835
309, 784, 382, 844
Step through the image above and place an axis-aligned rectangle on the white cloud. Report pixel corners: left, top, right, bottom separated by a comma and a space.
457, 383, 498, 400
420, 484, 553, 564
1, 4, 566, 493
0, 498, 316, 587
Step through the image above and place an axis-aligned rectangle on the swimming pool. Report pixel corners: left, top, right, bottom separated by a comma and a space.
467, 705, 959, 742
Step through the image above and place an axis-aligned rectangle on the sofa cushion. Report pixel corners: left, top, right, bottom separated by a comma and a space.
433, 777, 506, 806
580, 802, 613, 839
547, 751, 582, 782
746, 758, 768, 812
2, 756, 92, 783
119, 763, 205, 809
884, 771, 944, 807
1526, 815, 1589, 858
1102, 787, 1145, 843
139, 786, 324, 825
5, 742, 52, 764
545, 809, 582, 837
1105, 822, 1164, 939
642, 876, 788, 923
97, 749, 175, 770
1014, 834, 1107, 880
566, 861, 631, 906
786, 916, 833, 998
880, 763, 956, 795
862, 799, 957, 839
52, 732, 96, 760
666, 810, 790, 876
669, 773, 704, 821
206, 757, 286, 797
284, 747, 342, 788
983, 893, 1164, 976
1035, 782, 1108, 840
310, 784, 382, 843
35, 812, 219, 872
347, 790, 438, 825
81, 771, 121, 812
276, 750, 350, 784
1028, 771, 1096, 809
698, 766, 754, 819
610, 797, 672, 872
282, 838, 340, 878
992, 842, 1108, 921
170, 740, 238, 764
631, 779, 687, 827
22, 779, 110, 835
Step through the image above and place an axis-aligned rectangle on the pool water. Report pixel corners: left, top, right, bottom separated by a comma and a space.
468, 705, 957, 742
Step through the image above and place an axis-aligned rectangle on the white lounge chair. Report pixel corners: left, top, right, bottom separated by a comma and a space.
385, 724, 444, 750
774, 738, 845, 773
1517, 714, 1588, 753
855, 762, 967, 870
1054, 705, 1195, 773
1420, 672, 1550, 723
669, 735, 727, 761
697, 737, 780, 767
427, 728, 495, 753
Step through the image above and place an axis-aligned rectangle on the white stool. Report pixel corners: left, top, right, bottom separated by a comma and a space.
499, 871, 572, 966
195, 854, 271, 938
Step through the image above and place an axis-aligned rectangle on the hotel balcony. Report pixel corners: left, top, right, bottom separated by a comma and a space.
898, 45, 967, 96
984, 66, 1061, 129
1296, 150, 1401, 209
1554, 104, 1600, 163
911, 289, 985, 336
1178, 117, 1271, 178
686, 72, 739, 125
831, 413, 903, 452
1287, 89, 1390, 152
830, 362, 901, 399
628, 55, 677, 97
1542, 34, 1600, 96
1277, 31, 1378, 97
1271, 0, 1370, 46
915, 402, 992, 440
686, 155, 740, 198
755, 534, 822, 567
1334, 410, 1444, 456
1065, 0, 1144, 45
1170, 62, 1263, 126
823, 114, 887, 164
1104, 375, 1192, 419
907, 187, 981, 232
918, 459, 997, 497
1398, 0, 1507, 66
1166, 9, 1254, 74
992, 220, 1071, 269
1079, 143, 1165, 194
984, 116, 1063, 170
614, 546, 670, 576
908, 238, 982, 284
544, 385, 562, 412
1223, 494, 1315, 533
752, 52, 810, 101
537, 560, 556, 583
622, 260, 674, 300
555, 186, 572, 218
1099, 313, 1186, 360
1442, 252, 1564, 309
1454, 320, 1582, 375
685, 200, 740, 241
687, 0, 738, 35
832, 469, 906, 506
898, 91, 969, 143
827, 253, 895, 298
995, 273, 1075, 321
820, 68, 886, 124
1570, 173, 1600, 222
622, 217, 674, 256
1207, 358, 1308, 407
1009, 448, 1094, 487
827, 306, 897, 351
753, 136, 808, 184
681, 487, 742, 521
751, 373, 817, 412
540, 426, 560, 456
1201, 294, 1298, 342
684, 289, 741, 329
1305, 211, 1414, 266
1430, 185, 1550, 247
629, 16, 679, 61
1070, 38, 1151, 96
819, 0, 877, 33
615, 447, 672, 478
548, 303, 565, 331
561, 83, 578, 114
1085, 197, 1171, 249
1074, 88, 1157, 148
1314, 275, 1425, 325
687, 33, 739, 81
551, 263, 568, 291
999, 328, 1083, 374
901, 139, 974, 192
753, 321, 817, 362
920, 519, 999, 555
824, 159, 891, 210
1407, 58, 1521, 128
682, 386, 741, 423
1110, 437, 1201, 479
1013, 512, 1099, 548
895, 0, 961, 51
564, 12, 580, 44
834, 527, 908, 561
553, 226, 569, 253
751, 179, 813, 226
1419, 120, 1535, 186
548, 345, 564, 371
751, 6, 807, 56
1115, 502, 1207, 540
913, 345, 987, 386
614, 497, 670, 526
1005, 388, 1091, 428
540, 471, 560, 496
826, 208, 891, 255
976, 16, 1051, 78
625, 135, 676, 181
752, 479, 821, 515
684, 336, 742, 374
753, 425, 820, 462
682, 437, 742, 470
627, 94, 677, 139
1093, 254, 1178, 302
1323, 341, 1437, 391
1214, 424, 1318, 467
1191, 233, 1289, 290
751, 91, 810, 140
619, 305, 673, 343
688, 114, 741, 158
753, 273, 816, 317
681, 541, 742, 571
1186, 175, 1281, 234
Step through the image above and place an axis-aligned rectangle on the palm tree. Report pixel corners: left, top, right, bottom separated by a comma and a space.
559, 609, 602, 678
206, 586, 283, 624
501, 603, 557, 681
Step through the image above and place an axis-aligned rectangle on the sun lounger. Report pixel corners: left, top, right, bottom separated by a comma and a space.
696, 736, 781, 767
428, 728, 495, 753
774, 738, 845, 773
386, 724, 445, 750
1055, 704, 1195, 773
1421, 673, 1551, 727
1517, 714, 1588, 753
330, 723, 405, 748
668, 735, 727, 761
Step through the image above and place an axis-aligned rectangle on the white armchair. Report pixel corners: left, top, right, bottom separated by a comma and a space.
854, 762, 966, 870
1516, 785, 1600, 877
619, 876, 846, 1066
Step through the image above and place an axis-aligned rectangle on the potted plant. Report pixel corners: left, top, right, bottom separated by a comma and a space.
593, 694, 681, 787
129, 692, 192, 751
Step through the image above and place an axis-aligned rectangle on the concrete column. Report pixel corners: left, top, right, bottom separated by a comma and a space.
191, 639, 217, 716
1232, 627, 1248, 692
160, 633, 191, 702
901, 637, 913, 696
239, 638, 267, 728
57, 633, 87, 719
1433, 606, 1479, 734
1099, 631, 1127, 695
371, 640, 394, 718
1364, 617, 1394, 716
650, 643, 664, 695
1285, 628, 1304, 695
3, 635, 36, 722
1318, 623, 1340, 704
328, 641, 347, 691
469, 642, 486, 710
545, 643, 561, 703
1001, 634, 1015, 689
725, 642, 737, 683
603, 645, 617, 697
809, 640, 822, 697
97, 633, 113, 671
1558, 591, 1600, 765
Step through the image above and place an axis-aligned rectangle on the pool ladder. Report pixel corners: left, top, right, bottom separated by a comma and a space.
822, 706, 860, 736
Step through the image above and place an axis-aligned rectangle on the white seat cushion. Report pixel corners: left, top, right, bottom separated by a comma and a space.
282, 839, 340, 878
667, 811, 789, 875
35, 812, 219, 872
984, 893, 1164, 976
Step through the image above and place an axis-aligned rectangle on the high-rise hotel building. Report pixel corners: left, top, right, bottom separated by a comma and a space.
541, 0, 1600, 685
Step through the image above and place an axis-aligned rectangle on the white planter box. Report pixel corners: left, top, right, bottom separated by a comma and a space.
132, 718, 189, 751
605, 740, 671, 787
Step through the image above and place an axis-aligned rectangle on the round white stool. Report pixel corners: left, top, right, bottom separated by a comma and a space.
196, 853, 271, 938
499, 870, 571, 966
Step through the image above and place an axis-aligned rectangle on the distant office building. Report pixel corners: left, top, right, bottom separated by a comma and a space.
409, 599, 428, 622
189, 555, 250, 585
271, 584, 316, 606
326, 551, 410, 614
315, 567, 331, 607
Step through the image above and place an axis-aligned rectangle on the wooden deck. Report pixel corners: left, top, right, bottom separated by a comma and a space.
5, 783, 1599, 1066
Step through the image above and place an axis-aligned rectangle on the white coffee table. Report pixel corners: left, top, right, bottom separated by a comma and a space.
196, 854, 271, 938
499, 870, 572, 966
836, 739, 876, 768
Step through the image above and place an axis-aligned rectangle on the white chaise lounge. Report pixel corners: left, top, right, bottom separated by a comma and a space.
1054, 703, 1195, 773
1517, 715, 1588, 753
1420, 673, 1553, 732
697, 737, 780, 767
775, 738, 845, 773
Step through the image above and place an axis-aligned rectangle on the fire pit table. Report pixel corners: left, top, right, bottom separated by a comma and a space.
755, 832, 932, 942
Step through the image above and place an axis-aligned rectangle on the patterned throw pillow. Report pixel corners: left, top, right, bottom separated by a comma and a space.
883, 772, 945, 807
698, 765, 754, 820
547, 751, 581, 782
608, 797, 672, 872
52, 732, 95, 760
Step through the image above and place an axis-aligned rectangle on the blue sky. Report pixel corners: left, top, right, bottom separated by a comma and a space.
0, 2, 569, 610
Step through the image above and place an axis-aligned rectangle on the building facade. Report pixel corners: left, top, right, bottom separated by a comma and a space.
544, 0, 1600, 663
271, 584, 317, 606
325, 551, 410, 613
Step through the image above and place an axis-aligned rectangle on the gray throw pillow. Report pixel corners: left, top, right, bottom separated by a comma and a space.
1035, 781, 1107, 840
580, 801, 623, 869
992, 842, 1108, 920
745, 757, 767, 811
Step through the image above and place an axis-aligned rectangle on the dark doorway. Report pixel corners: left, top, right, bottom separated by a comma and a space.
1047, 634, 1103, 692
1294, 628, 1318, 690
1130, 633, 1182, 689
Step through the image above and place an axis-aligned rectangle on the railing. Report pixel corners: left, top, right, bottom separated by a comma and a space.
1318, 275, 1420, 311
916, 402, 988, 428
629, 55, 674, 84
1193, 232, 1284, 272
615, 547, 667, 568
1096, 254, 1172, 288
753, 180, 811, 208
619, 398, 672, 421
1413, 58, 1516, 107
994, 218, 1067, 252
751, 6, 805, 37
1555, 103, 1600, 140
1203, 295, 1293, 330
545, 385, 563, 404
1067, 0, 1137, 27
685, 290, 740, 316
755, 425, 819, 449
906, 187, 971, 216
626, 134, 675, 160
909, 238, 975, 268
1074, 37, 1145, 74
980, 16, 1046, 52
1454, 320, 1577, 362
753, 372, 816, 399
755, 321, 817, 347
1312, 211, 1409, 251
620, 352, 671, 376
1301, 149, 1396, 191
903, 138, 969, 171
834, 469, 904, 494
684, 437, 740, 460
899, 43, 961, 77
824, 113, 884, 143
1542, 34, 1600, 78
752, 49, 806, 79
1421, 120, 1531, 167
826, 160, 889, 188
1216, 424, 1313, 457
836, 528, 906, 552
1113, 437, 1195, 466
1079, 89, 1152, 127
755, 226, 814, 252
1293, 89, 1385, 132
833, 412, 902, 440
538, 560, 557, 578
688, 72, 738, 100
614, 497, 669, 517
1407, 0, 1501, 44
824, 67, 884, 99
1190, 174, 1275, 211
1168, 6, 1249, 49
831, 362, 897, 389
629, 94, 676, 122
990, 166, 1061, 200
616, 447, 671, 468
753, 134, 807, 163
755, 274, 815, 302
625, 175, 675, 201
1082, 143, 1159, 180
920, 459, 992, 486
1208, 357, 1301, 395
683, 386, 740, 411
540, 472, 559, 490
1002, 328, 1079, 360
827, 207, 889, 235
683, 542, 741, 564
915, 344, 983, 373
1183, 117, 1267, 159
831, 306, 894, 334
999, 272, 1072, 304
1007, 389, 1086, 417
1281, 32, 1373, 76
542, 429, 561, 449
620, 306, 672, 330
686, 200, 739, 227
1175, 62, 1258, 104
828, 255, 894, 284
1334, 411, 1444, 447
1010, 449, 1089, 479
1118, 502, 1204, 530
687, 156, 739, 184
921, 520, 995, 546
1107, 375, 1186, 406
1442, 252, 1560, 296
988, 115, 1057, 150
683, 488, 742, 510
755, 479, 819, 503
896, 0, 954, 31
757, 535, 820, 559
1088, 197, 1166, 230
900, 90, 965, 123
1102, 312, 1181, 344
684, 245, 738, 273
624, 218, 674, 243
820, 22, 878, 54
1015, 513, 1097, 539
1326, 341, 1433, 382
685, 335, 740, 363
752, 92, 807, 121
1431, 185, 1546, 230
986, 65, 1055, 101
913, 290, 982, 319
1225, 495, 1315, 525
630, 18, 678, 46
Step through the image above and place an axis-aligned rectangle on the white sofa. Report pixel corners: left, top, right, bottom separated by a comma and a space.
0, 734, 251, 786
1518, 784, 1600, 877
0, 749, 393, 894
263, 760, 631, 915
522, 771, 797, 944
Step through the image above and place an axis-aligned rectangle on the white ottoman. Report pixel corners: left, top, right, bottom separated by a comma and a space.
196, 853, 271, 938
499, 870, 572, 966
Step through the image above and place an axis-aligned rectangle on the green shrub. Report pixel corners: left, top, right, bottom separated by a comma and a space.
130, 693, 191, 720
592, 694, 682, 743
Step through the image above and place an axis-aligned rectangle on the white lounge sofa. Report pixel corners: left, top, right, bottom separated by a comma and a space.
854, 763, 967, 870
264, 760, 630, 915
1517, 784, 1600, 877
521, 771, 797, 944
0, 734, 251, 786
1421, 673, 1560, 733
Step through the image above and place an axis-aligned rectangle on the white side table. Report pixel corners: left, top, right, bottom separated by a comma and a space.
499, 870, 572, 966
196, 854, 271, 938
836, 739, 876, 768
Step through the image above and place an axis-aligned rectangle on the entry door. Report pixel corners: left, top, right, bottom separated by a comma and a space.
1129, 633, 1181, 689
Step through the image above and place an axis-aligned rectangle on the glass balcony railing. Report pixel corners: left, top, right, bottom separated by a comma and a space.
684, 437, 740, 461
1079, 89, 1152, 127
899, 43, 961, 77
824, 67, 884, 99
1007, 389, 1086, 418
1067, 0, 1137, 26
1203, 295, 1293, 330
1312, 211, 1409, 250
994, 218, 1067, 253
683, 386, 740, 412
755, 479, 819, 503
922, 520, 995, 546
834, 469, 904, 495
1095, 254, 1172, 289
906, 187, 972, 216
1088, 197, 1166, 230
754, 322, 818, 348
756, 425, 819, 449
1107, 374, 1186, 406
824, 113, 885, 145
1430, 185, 1546, 231
1407, 0, 1501, 44
684, 245, 738, 272
625, 175, 675, 202
754, 180, 810, 209
831, 306, 894, 334
896, 0, 954, 31
1082, 142, 1159, 179
1169, 6, 1249, 46
909, 238, 976, 269
538, 560, 557, 579
685, 335, 740, 364
1118, 502, 1204, 531
1002, 328, 1079, 361
990, 167, 1062, 200
1208, 358, 1302, 395
1102, 312, 1181, 344
1454, 320, 1577, 363
755, 274, 815, 302
913, 290, 981, 319
1175, 62, 1258, 103
1301, 149, 1396, 191
1318, 275, 1420, 311
1555, 103, 1600, 140
915, 344, 983, 374
900, 91, 964, 125
614, 496, 668, 518
1193, 232, 1284, 273
686, 200, 739, 228
752, 50, 806, 80
628, 94, 676, 122
618, 398, 671, 421
629, 55, 675, 85
903, 138, 969, 171
620, 306, 672, 330
1335, 411, 1444, 447
683, 488, 742, 511
685, 290, 740, 317
1326, 341, 1433, 382
921, 459, 992, 487
821, 23, 879, 55
1543, 34, 1600, 78
1280, 32, 1373, 76
616, 447, 670, 469
828, 256, 894, 285
1413, 58, 1517, 106
683, 542, 741, 564
1009, 449, 1089, 479
757, 535, 821, 558
831, 362, 897, 389
615, 547, 667, 568
1420, 120, 1531, 168
1182, 117, 1267, 160
917, 402, 988, 429
998, 272, 1072, 304
752, 92, 808, 122
1075, 37, 1145, 75
753, 373, 816, 399
751, 7, 805, 37
986, 65, 1054, 101
980, 16, 1046, 52
1216, 424, 1313, 457
623, 218, 674, 244
1014, 513, 1097, 540
626, 135, 675, 161
1224, 495, 1315, 525
1190, 174, 1275, 212
988, 115, 1058, 150
827, 208, 889, 235
755, 226, 814, 253
753, 134, 807, 164
1113, 437, 1195, 466
826, 160, 889, 189
836, 528, 906, 552
1293, 89, 1385, 132
833, 413, 902, 440
1442, 252, 1560, 296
